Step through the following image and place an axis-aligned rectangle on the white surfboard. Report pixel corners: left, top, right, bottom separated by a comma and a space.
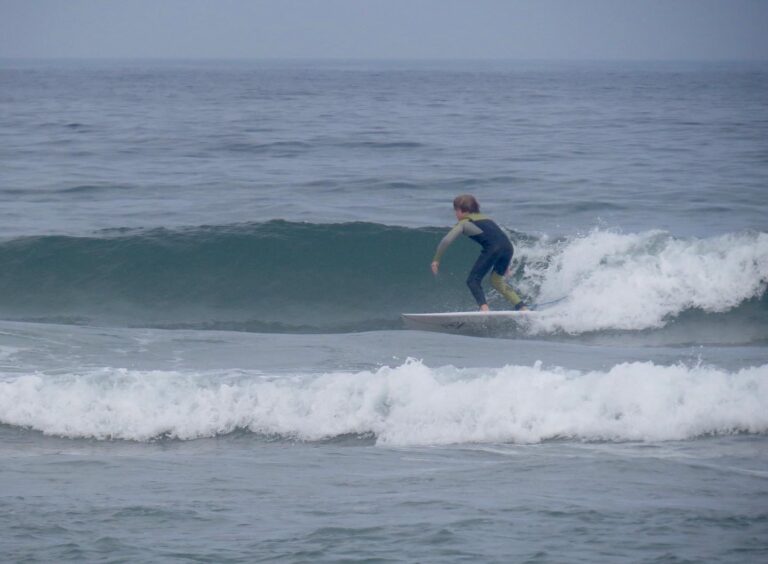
402, 310, 535, 334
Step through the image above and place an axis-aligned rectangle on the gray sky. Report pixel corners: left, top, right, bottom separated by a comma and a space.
1, 0, 767, 61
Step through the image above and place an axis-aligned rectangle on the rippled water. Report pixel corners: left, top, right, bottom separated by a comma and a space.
1, 59, 767, 562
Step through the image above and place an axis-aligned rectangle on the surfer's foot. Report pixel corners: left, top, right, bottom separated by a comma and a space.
480, 304, 490, 312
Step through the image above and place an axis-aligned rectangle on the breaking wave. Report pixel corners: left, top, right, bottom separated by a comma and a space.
1, 360, 766, 445
0, 222, 765, 341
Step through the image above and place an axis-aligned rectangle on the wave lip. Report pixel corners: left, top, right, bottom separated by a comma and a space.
2, 360, 766, 445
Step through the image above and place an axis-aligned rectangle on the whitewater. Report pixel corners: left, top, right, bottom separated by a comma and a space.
3, 360, 767, 444
2, 59, 767, 563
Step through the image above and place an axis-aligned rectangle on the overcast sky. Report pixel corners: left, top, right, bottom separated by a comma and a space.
1, 0, 767, 61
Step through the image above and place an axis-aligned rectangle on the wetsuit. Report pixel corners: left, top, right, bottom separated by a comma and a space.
433, 213, 523, 308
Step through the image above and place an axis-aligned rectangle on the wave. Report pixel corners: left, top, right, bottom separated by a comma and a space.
1, 360, 766, 444
0, 221, 473, 332
215, 139, 425, 156
0, 222, 766, 341
221, 140, 312, 155
522, 229, 768, 339
59, 184, 134, 195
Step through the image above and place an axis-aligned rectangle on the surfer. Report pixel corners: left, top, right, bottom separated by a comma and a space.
431, 194, 528, 311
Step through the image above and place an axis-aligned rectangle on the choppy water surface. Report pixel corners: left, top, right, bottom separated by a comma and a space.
1, 59, 767, 562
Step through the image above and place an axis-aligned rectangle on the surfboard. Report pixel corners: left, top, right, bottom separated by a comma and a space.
401, 310, 535, 334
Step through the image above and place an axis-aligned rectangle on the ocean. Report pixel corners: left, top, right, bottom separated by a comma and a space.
1, 58, 767, 563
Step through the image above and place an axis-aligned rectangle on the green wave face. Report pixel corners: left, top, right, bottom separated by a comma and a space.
0, 221, 482, 331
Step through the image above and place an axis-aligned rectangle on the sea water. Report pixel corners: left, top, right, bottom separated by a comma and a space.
1, 59, 767, 562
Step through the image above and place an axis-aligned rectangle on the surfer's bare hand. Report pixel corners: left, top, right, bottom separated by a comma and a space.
431, 261, 439, 275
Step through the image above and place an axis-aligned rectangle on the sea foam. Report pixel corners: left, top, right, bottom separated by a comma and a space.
518, 229, 768, 334
1, 360, 766, 445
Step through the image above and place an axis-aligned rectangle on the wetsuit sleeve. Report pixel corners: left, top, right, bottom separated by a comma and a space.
432, 222, 465, 263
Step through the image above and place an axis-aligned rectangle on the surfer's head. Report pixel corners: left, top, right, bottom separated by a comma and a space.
453, 194, 480, 214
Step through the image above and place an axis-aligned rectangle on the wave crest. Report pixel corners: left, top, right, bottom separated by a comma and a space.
522, 229, 768, 335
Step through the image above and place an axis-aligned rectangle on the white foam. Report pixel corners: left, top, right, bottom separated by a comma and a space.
515, 229, 768, 333
1, 359, 766, 445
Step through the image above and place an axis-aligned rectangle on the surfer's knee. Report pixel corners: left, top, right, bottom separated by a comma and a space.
466, 275, 481, 293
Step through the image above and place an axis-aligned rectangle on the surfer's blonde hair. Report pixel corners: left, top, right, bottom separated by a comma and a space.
453, 194, 480, 214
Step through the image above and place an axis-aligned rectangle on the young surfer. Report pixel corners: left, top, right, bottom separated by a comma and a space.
431, 194, 528, 311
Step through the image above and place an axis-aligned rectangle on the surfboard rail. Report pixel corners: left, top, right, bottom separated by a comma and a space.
401, 310, 535, 334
